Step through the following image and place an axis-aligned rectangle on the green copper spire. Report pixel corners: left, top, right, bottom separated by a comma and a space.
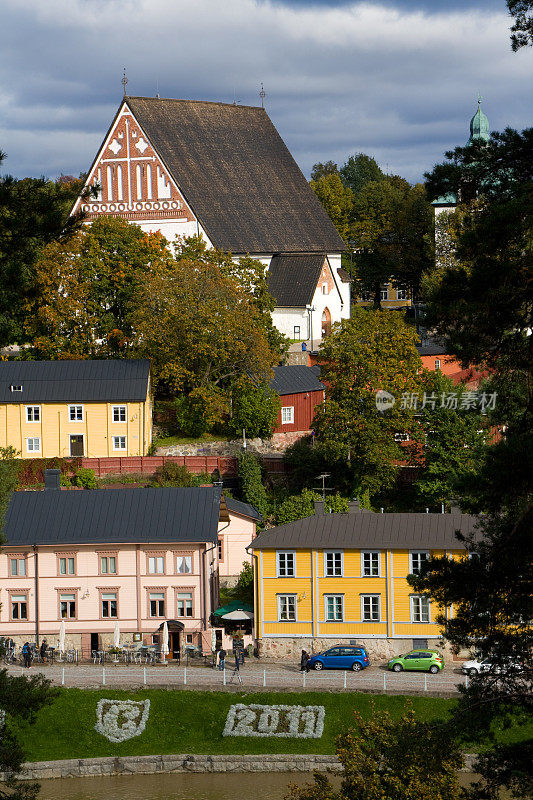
468, 95, 490, 144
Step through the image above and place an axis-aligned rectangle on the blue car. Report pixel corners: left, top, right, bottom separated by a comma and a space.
307, 644, 370, 671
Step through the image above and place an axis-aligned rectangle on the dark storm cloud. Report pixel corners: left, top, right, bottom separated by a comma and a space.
0, 0, 530, 184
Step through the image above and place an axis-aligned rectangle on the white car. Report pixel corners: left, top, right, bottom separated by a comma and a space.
462, 658, 523, 676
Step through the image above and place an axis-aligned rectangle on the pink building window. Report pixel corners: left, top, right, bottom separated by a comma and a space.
147, 552, 166, 574
176, 554, 192, 574
57, 553, 76, 576
101, 591, 118, 619
98, 553, 118, 575
10, 592, 28, 621
9, 555, 27, 576
148, 590, 165, 617
59, 591, 77, 619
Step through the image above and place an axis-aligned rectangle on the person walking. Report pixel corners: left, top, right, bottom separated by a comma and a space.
22, 642, 32, 668
218, 648, 226, 671
300, 649, 309, 672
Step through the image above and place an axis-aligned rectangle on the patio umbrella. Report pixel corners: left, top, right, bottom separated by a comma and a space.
58, 620, 66, 653
113, 621, 121, 649
221, 610, 254, 621
160, 620, 169, 662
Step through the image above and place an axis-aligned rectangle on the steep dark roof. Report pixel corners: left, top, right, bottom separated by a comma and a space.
417, 344, 448, 357
270, 366, 325, 396
3, 486, 222, 547
0, 360, 150, 404
252, 512, 477, 551
125, 97, 345, 255
267, 253, 326, 307
225, 497, 262, 523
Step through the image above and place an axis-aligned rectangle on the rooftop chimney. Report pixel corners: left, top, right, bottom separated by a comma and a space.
450, 505, 461, 514
314, 501, 325, 515
348, 500, 360, 513
44, 469, 61, 491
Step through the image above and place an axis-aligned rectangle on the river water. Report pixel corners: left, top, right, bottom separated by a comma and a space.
36, 770, 479, 800
37, 772, 310, 800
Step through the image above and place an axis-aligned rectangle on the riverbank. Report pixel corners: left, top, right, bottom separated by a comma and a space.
11, 689, 532, 764
12, 751, 479, 781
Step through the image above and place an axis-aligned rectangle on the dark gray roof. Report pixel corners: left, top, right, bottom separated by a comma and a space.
417, 344, 448, 356
225, 497, 262, 523
3, 486, 222, 547
267, 253, 326, 307
125, 97, 345, 255
270, 366, 325, 396
0, 360, 150, 404
252, 512, 477, 551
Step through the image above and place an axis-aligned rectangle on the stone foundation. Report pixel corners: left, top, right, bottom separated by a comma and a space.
257, 637, 457, 662
4, 752, 477, 781
6, 754, 342, 781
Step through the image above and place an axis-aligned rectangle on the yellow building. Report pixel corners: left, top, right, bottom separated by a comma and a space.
355, 283, 412, 308
0, 360, 152, 459
250, 502, 476, 660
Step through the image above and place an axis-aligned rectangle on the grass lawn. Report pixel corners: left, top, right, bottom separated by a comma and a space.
14, 689, 533, 763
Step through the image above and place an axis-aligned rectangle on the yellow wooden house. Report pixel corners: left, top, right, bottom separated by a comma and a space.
0, 360, 152, 459
250, 501, 477, 660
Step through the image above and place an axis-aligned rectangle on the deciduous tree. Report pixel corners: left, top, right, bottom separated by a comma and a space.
313, 307, 422, 498
0, 159, 86, 347
288, 704, 464, 800
27, 216, 173, 358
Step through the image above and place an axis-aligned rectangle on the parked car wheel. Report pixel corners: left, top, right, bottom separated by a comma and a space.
429, 665, 439, 674
468, 667, 479, 676
392, 663, 403, 672
313, 661, 324, 671
351, 662, 362, 671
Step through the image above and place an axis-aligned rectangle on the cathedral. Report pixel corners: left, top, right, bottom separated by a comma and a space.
71, 95, 350, 345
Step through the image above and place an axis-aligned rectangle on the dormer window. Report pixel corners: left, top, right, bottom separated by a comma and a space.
10, 385, 23, 392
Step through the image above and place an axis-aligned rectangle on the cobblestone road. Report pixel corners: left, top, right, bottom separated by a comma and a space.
5, 662, 468, 696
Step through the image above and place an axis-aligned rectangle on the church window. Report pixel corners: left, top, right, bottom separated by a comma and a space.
146, 165, 152, 199
136, 165, 142, 199
107, 166, 113, 201
117, 166, 123, 201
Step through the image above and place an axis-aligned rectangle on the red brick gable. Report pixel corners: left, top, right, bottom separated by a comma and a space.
71, 102, 195, 226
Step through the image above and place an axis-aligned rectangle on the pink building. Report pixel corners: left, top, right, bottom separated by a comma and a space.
1, 475, 259, 658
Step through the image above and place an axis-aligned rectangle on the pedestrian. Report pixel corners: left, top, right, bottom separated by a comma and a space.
22, 641, 32, 668
300, 649, 309, 672
234, 650, 240, 671
218, 648, 226, 671
40, 639, 48, 663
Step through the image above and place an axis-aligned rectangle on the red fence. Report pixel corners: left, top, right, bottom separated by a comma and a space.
81, 455, 238, 478
79, 454, 290, 479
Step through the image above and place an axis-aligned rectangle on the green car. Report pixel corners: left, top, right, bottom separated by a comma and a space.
388, 649, 444, 674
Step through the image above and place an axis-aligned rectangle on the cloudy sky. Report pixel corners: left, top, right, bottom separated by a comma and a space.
1, 0, 531, 184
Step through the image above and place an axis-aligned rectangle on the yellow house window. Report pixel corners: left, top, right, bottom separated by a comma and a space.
26, 437, 40, 453
325, 595, 344, 621
276, 551, 296, 577
324, 551, 343, 576
410, 552, 429, 575
410, 595, 430, 623
277, 594, 297, 621
26, 406, 40, 422
361, 594, 380, 621
112, 405, 127, 422
69, 405, 83, 421
361, 551, 380, 577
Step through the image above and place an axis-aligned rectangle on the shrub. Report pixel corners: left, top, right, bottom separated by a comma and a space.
152, 463, 212, 487
237, 451, 268, 518
74, 468, 98, 490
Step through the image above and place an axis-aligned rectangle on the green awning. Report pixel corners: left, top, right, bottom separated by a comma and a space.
213, 600, 254, 617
